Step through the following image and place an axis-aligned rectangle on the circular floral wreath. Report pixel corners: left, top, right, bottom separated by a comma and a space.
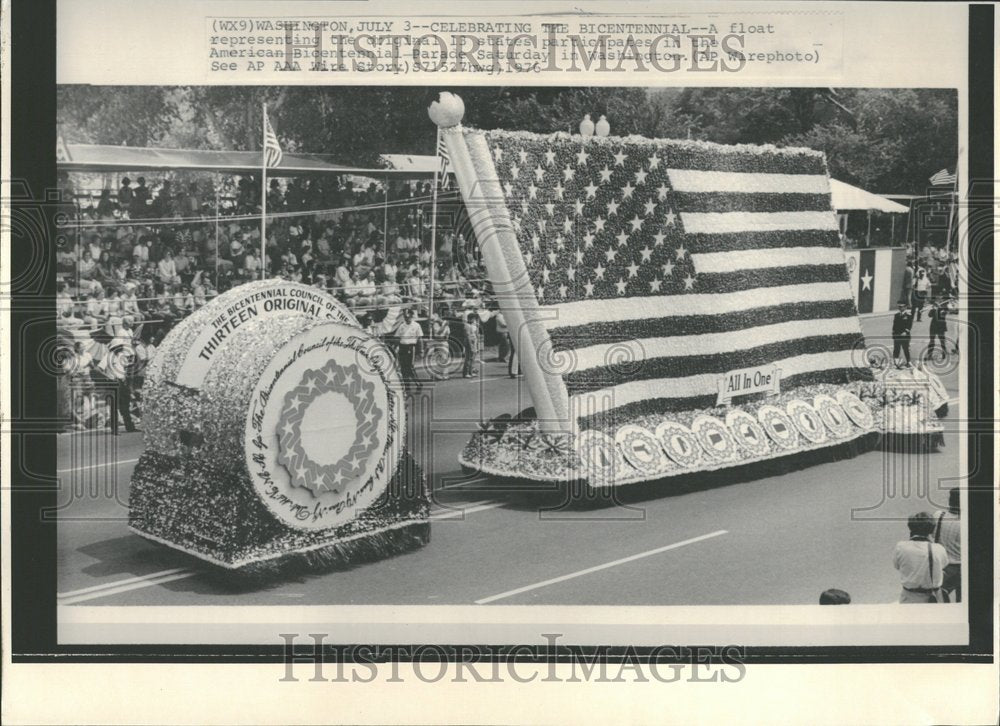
726, 410, 771, 457
691, 415, 739, 461
757, 405, 800, 450
813, 395, 854, 438
654, 421, 704, 468
275, 359, 383, 495
616, 425, 670, 475
837, 390, 875, 430
786, 400, 828, 444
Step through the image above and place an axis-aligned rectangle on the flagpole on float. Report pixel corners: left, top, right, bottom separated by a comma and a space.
427, 126, 440, 318
260, 102, 268, 281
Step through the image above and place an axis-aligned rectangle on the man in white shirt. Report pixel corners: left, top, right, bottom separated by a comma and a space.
394, 308, 423, 387
894, 512, 949, 603
933, 488, 961, 602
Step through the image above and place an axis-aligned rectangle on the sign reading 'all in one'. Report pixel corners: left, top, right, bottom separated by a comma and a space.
716, 364, 782, 406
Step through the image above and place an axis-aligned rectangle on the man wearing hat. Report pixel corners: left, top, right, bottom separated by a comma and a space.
893, 512, 949, 603
394, 308, 423, 388
891, 301, 913, 368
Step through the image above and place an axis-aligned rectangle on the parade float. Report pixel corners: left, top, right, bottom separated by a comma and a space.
129, 280, 430, 576
426, 92, 949, 488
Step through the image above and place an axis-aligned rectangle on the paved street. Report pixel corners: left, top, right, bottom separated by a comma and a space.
56, 314, 962, 608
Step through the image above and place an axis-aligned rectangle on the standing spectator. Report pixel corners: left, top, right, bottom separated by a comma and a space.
893, 512, 949, 603
933, 488, 962, 602
394, 308, 423, 387
495, 309, 509, 363
892, 301, 912, 368
428, 313, 451, 381
912, 267, 930, 321
102, 343, 137, 434
462, 312, 480, 378
901, 261, 914, 308
927, 295, 955, 358
118, 177, 134, 211
131, 177, 151, 218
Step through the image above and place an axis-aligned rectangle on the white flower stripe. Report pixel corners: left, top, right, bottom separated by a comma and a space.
680, 211, 839, 235
667, 169, 831, 194
690, 246, 847, 274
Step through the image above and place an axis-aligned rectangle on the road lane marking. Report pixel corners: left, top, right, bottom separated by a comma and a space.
58, 567, 193, 598
430, 500, 504, 519
58, 569, 198, 605
57, 457, 139, 474
474, 530, 729, 605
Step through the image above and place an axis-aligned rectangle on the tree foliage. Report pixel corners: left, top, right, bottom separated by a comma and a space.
57, 86, 956, 194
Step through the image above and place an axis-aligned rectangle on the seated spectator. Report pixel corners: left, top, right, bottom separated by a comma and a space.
157, 251, 180, 286
243, 249, 261, 278
133, 236, 150, 264
96, 189, 118, 218
56, 282, 74, 316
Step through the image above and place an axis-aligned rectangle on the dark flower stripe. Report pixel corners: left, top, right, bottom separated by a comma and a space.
684, 229, 842, 254
671, 192, 833, 214
564, 334, 865, 392
683, 264, 849, 297
548, 299, 860, 350
575, 368, 874, 430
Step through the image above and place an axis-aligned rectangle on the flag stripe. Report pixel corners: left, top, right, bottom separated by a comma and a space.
680, 211, 840, 235
542, 281, 855, 328
684, 229, 843, 254
598, 264, 850, 300
668, 169, 831, 194
691, 246, 847, 274
564, 332, 862, 392
670, 191, 832, 213
548, 299, 860, 349
660, 147, 826, 175
574, 368, 871, 428
568, 346, 862, 404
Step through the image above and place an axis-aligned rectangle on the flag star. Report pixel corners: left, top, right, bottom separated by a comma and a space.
683, 274, 695, 290
574, 199, 585, 215
606, 199, 620, 217
584, 182, 598, 199
494, 147, 504, 161
649, 277, 663, 292
599, 166, 613, 183
615, 278, 628, 295
621, 182, 635, 198
558, 284, 567, 299
544, 202, 555, 216
547, 251, 557, 266
534, 165, 545, 181
629, 215, 643, 231
627, 261, 640, 278
662, 260, 675, 275
635, 169, 648, 185
675, 244, 687, 259
544, 149, 556, 165
541, 267, 551, 283
616, 231, 629, 247
503, 181, 513, 197
525, 251, 533, 266
593, 216, 606, 232
536, 284, 545, 300
665, 209, 677, 227
584, 280, 595, 296
511, 164, 520, 179
567, 266, 576, 281
531, 233, 541, 249
644, 200, 657, 215
583, 231, 595, 248
861, 269, 873, 291
563, 165, 575, 181
555, 235, 565, 250
575, 249, 585, 264
528, 184, 538, 199
639, 245, 653, 262
657, 184, 669, 201
576, 147, 589, 165
537, 219, 547, 233
554, 182, 565, 199
614, 150, 627, 166
605, 247, 617, 262
518, 149, 528, 163
563, 218, 573, 233
594, 263, 606, 280
648, 154, 661, 169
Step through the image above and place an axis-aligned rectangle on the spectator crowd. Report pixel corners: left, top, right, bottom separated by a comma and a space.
56, 171, 516, 433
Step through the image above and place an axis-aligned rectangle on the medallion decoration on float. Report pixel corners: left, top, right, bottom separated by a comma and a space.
691, 414, 739, 461
575, 429, 622, 483
615, 425, 672, 475
786, 400, 828, 443
757, 405, 800, 450
813, 394, 854, 438
725, 409, 771, 457
654, 421, 704, 468
836, 390, 875, 430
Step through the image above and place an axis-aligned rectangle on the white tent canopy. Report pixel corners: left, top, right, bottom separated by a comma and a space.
830, 178, 909, 213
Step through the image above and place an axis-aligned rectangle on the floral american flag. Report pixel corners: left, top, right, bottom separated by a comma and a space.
471, 130, 869, 427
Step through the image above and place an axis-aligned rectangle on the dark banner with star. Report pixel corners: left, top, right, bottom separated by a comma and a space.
463, 129, 869, 425
856, 249, 876, 314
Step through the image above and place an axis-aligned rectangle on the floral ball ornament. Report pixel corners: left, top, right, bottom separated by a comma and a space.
428, 92, 466, 128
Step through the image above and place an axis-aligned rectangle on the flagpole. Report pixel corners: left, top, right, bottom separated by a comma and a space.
260, 102, 267, 281
944, 157, 958, 254
428, 127, 440, 317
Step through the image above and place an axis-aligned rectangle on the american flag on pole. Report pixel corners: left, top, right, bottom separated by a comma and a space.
466, 130, 869, 428
928, 168, 956, 186
436, 131, 453, 189
263, 112, 283, 168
